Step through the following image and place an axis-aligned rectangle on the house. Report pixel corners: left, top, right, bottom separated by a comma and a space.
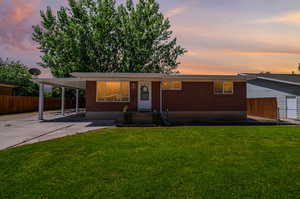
240, 73, 300, 120
33, 73, 249, 122
0, 81, 19, 96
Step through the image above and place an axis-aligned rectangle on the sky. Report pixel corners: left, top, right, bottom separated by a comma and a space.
1, 0, 300, 76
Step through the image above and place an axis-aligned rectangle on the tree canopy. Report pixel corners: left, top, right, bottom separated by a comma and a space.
33, 0, 186, 77
0, 58, 38, 96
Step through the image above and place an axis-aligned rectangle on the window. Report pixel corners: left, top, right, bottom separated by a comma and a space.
162, 81, 182, 90
96, 81, 130, 102
214, 81, 223, 94
223, 81, 233, 94
214, 81, 233, 94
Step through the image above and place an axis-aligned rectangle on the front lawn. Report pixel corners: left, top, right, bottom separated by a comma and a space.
1, 126, 300, 199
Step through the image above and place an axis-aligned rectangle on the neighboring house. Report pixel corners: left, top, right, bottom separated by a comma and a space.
0, 81, 19, 96
34, 73, 249, 122
241, 73, 300, 120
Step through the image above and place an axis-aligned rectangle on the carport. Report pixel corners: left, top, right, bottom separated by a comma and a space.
32, 78, 86, 120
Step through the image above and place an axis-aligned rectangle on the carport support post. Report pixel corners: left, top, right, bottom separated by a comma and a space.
75, 89, 79, 113
160, 82, 163, 113
61, 87, 65, 115
38, 83, 44, 120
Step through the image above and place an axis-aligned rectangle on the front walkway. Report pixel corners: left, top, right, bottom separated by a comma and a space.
0, 110, 113, 150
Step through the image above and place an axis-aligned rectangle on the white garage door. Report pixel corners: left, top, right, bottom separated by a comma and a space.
287, 96, 297, 119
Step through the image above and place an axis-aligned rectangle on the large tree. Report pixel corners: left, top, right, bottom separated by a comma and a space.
0, 58, 38, 96
33, 0, 186, 77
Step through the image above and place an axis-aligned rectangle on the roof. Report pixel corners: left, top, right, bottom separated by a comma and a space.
248, 78, 300, 96
71, 72, 250, 81
32, 73, 250, 89
240, 73, 300, 86
0, 81, 20, 88
32, 78, 86, 89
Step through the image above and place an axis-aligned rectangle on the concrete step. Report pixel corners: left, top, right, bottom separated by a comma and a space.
131, 112, 154, 124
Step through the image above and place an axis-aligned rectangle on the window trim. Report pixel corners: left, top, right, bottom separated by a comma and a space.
96, 80, 131, 103
214, 81, 234, 95
162, 81, 182, 90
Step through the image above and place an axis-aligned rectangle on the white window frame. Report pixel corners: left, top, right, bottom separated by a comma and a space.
162, 81, 182, 90
214, 81, 234, 95
96, 80, 131, 103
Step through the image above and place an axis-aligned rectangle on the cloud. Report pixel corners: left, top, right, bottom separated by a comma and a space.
178, 57, 256, 75
186, 47, 300, 59
178, 58, 297, 75
0, 0, 41, 51
9, 0, 38, 23
181, 46, 300, 74
223, 49, 300, 56
254, 11, 300, 25
166, 7, 187, 18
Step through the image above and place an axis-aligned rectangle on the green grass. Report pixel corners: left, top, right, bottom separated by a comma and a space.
1, 126, 300, 199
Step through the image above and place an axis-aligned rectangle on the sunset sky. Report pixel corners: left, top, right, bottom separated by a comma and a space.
1, 0, 300, 76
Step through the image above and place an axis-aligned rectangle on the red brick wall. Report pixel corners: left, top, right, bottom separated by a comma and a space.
86, 81, 138, 112
86, 81, 246, 113
152, 81, 161, 111
162, 82, 246, 112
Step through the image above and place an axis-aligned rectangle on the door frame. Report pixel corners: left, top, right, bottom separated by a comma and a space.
138, 81, 152, 111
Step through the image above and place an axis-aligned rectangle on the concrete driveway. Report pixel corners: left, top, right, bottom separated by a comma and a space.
0, 110, 113, 150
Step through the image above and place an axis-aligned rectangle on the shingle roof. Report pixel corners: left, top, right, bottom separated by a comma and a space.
240, 73, 300, 85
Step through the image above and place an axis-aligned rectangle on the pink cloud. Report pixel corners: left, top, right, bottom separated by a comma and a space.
223, 49, 300, 56
10, 0, 38, 23
178, 59, 244, 75
166, 7, 187, 18
178, 59, 297, 75
186, 48, 300, 58
0, 0, 41, 51
254, 11, 300, 25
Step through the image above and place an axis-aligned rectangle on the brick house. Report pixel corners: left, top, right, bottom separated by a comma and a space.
34, 73, 248, 122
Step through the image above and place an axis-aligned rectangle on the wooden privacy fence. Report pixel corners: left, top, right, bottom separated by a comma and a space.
247, 98, 278, 120
0, 96, 77, 114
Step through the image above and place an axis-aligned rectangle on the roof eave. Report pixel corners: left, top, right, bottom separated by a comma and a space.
31, 78, 86, 89
71, 72, 249, 81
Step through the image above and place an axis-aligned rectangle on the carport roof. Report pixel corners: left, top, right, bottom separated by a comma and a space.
32, 78, 86, 89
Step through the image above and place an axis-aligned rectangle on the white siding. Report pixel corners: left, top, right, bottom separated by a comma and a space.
287, 96, 297, 119
297, 97, 300, 119
247, 83, 300, 119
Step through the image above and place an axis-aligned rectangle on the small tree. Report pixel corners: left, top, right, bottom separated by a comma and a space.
33, 0, 186, 77
0, 58, 38, 96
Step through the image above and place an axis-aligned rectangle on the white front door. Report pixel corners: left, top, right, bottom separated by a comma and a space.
287, 96, 297, 119
138, 81, 152, 111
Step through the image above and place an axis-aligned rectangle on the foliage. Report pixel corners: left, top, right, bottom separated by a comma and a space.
259, 72, 271, 74
33, 0, 186, 77
1, 126, 300, 198
0, 58, 38, 96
